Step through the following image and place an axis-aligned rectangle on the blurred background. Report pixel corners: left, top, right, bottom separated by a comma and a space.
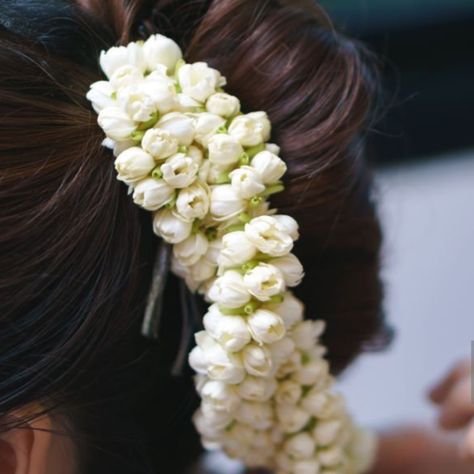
204, 2, 474, 471
316, 0, 474, 427
320, 0, 474, 162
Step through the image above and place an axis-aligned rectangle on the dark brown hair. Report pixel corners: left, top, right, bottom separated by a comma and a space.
0, 0, 386, 472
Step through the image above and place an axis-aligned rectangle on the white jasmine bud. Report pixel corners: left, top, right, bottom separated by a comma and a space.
156, 112, 195, 145
114, 147, 155, 185
178, 62, 226, 102
284, 432, 316, 460
292, 359, 329, 386
192, 331, 245, 384
203, 304, 251, 352
235, 401, 273, 430
275, 380, 303, 405
251, 150, 287, 184
132, 177, 174, 210
265, 143, 281, 155
313, 419, 342, 446
161, 153, 199, 188
142, 34, 182, 72
207, 134, 244, 166
173, 232, 209, 266
272, 214, 299, 240
99, 42, 145, 78
192, 112, 226, 147
245, 215, 294, 257
175, 182, 210, 220
142, 128, 178, 159
153, 209, 192, 243
276, 404, 311, 434
293, 458, 321, 474
300, 389, 332, 418
269, 337, 296, 367
86, 81, 116, 113
237, 376, 277, 402
271, 253, 304, 287
98, 107, 136, 142
247, 309, 286, 344
206, 92, 240, 117
228, 111, 271, 147
229, 166, 265, 199
217, 231, 257, 268
291, 320, 325, 350
200, 379, 240, 412
210, 184, 246, 220
243, 263, 285, 301
110, 64, 144, 91
267, 292, 304, 329
241, 343, 273, 377
318, 446, 343, 467
206, 270, 250, 308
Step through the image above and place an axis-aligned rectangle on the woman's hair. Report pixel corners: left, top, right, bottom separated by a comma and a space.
0, 0, 387, 472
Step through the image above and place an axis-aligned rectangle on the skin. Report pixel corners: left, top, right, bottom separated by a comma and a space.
430, 359, 474, 461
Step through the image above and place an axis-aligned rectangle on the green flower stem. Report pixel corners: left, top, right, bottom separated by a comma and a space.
204, 227, 218, 241
219, 300, 261, 316
130, 130, 145, 143
215, 171, 230, 184
164, 193, 177, 209
241, 260, 259, 273
223, 224, 245, 234
245, 143, 265, 158
261, 182, 285, 197
137, 111, 160, 131
238, 212, 251, 223
269, 294, 284, 304
239, 152, 250, 166
151, 166, 163, 179
191, 219, 201, 235
249, 196, 263, 208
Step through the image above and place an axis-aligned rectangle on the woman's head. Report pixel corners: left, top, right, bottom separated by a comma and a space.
0, 1, 385, 472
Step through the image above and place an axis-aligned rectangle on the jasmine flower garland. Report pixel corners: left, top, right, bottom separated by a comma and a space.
87, 33, 377, 474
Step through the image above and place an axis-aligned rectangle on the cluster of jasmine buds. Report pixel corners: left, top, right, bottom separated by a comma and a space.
87, 34, 376, 474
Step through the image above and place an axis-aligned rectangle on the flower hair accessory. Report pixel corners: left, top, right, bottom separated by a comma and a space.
87, 34, 376, 473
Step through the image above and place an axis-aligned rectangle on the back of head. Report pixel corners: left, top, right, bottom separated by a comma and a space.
0, 1, 386, 472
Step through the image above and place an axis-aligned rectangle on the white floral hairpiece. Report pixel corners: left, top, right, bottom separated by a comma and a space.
87, 34, 376, 474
